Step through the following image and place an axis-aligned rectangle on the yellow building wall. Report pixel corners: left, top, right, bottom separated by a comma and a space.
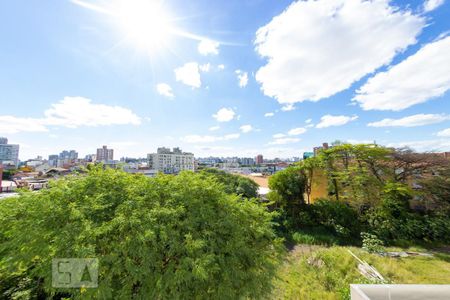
304, 169, 328, 204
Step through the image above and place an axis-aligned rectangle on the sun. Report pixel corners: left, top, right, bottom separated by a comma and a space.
109, 0, 174, 52
111, 0, 173, 52
72, 0, 207, 55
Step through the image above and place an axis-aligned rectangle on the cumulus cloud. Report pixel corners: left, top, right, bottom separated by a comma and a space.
212, 107, 236, 122
44, 97, 141, 128
387, 139, 450, 152
305, 119, 312, 124
0, 97, 141, 134
269, 137, 301, 145
281, 104, 295, 111
316, 115, 358, 128
235, 70, 249, 88
218, 64, 225, 70
199, 63, 211, 72
254, 0, 424, 105
437, 128, 450, 137
273, 133, 285, 139
288, 127, 307, 136
240, 124, 254, 133
264, 112, 275, 117
354, 36, 450, 111
156, 83, 174, 98
0, 116, 48, 134
368, 114, 450, 127
423, 0, 445, 12
181, 133, 240, 143
198, 39, 220, 55
175, 62, 201, 88
209, 125, 220, 131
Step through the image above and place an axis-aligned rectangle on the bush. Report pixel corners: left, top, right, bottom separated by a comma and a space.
361, 232, 384, 253
291, 228, 340, 246
364, 183, 450, 244
311, 199, 361, 239
200, 168, 259, 199
0, 168, 280, 299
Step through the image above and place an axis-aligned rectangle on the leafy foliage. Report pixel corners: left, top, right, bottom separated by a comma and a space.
310, 199, 360, 239
200, 168, 259, 199
0, 168, 280, 299
268, 165, 307, 226
361, 232, 384, 253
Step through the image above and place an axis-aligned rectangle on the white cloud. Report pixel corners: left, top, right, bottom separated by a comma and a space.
423, 0, 445, 12
316, 115, 358, 128
199, 63, 211, 72
44, 97, 141, 128
240, 124, 254, 133
0, 116, 48, 134
437, 128, 450, 137
346, 139, 376, 145
254, 0, 424, 105
181, 133, 240, 143
0, 97, 141, 134
269, 137, 301, 145
198, 39, 220, 55
305, 119, 312, 124
264, 112, 275, 117
273, 133, 286, 138
281, 104, 295, 111
235, 70, 249, 88
156, 83, 174, 98
288, 127, 307, 136
387, 139, 450, 152
368, 114, 450, 127
354, 36, 450, 111
209, 125, 220, 131
175, 62, 201, 88
212, 107, 236, 122
218, 64, 225, 70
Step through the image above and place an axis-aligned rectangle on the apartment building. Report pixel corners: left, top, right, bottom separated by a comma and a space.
255, 154, 264, 164
0, 137, 19, 167
96, 145, 114, 162
147, 147, 194, 174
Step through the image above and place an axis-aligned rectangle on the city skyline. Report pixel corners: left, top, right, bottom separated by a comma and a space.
1, 0, 450, 160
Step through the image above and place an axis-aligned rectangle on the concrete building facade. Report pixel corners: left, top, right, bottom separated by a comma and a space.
0, 137, 19, 167
96, 145, 114, 162
255, 154, 264, 165
147, 147, 194, 174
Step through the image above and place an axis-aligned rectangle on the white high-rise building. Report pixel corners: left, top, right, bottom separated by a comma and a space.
147, 147, 194, 174
0, 137, 19, 167
96, 145, 114, 162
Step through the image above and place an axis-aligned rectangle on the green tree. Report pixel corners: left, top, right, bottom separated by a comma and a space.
200, 168, 259, 199
268, 165, 307, 224
0, 168, 280, 299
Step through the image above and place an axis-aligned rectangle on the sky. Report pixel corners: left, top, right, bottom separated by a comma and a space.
1, 0, 449, 160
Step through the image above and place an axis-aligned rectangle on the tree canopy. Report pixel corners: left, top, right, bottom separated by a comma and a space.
200, 168, 259, 199
0, 168, 280, 299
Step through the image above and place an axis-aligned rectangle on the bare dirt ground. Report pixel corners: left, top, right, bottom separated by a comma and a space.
240, 174, 270, 187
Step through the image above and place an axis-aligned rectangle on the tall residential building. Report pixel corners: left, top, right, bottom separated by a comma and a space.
96, 145, 114, 162
0, 137, 19, 167
239, 157, 255, 166
59, 150, 78, 160
255, 154, 264, 164
147, 147, 194, 174
48, 155, 59, 167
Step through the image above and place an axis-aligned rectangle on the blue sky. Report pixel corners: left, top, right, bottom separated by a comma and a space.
1, 0, 449, 160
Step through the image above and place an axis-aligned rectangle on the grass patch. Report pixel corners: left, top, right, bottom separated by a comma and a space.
289, 227, 352, 247
271, 245, 450, 300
